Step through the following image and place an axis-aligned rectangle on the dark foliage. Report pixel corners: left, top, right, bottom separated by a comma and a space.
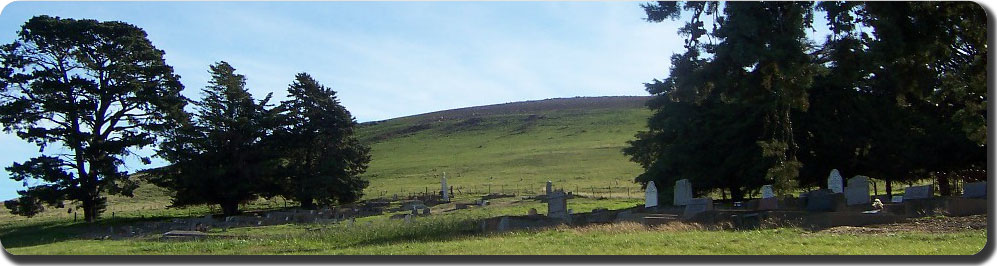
0, 16, 186, 222
271, 73, 371, 209
149, 61, 275, 215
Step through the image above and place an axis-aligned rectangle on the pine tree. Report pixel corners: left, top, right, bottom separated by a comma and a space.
627, 2, 817, 200
0, 16, 186, 222
272, 73, 370, 209
150, 61, 275, 215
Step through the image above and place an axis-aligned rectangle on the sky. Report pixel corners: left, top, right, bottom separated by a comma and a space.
0, 1, 688, 200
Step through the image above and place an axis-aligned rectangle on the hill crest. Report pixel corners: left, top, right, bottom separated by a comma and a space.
361, 96, 652, 126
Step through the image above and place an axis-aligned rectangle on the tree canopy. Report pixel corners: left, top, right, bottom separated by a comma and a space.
0, 16, 186, 222
149, 61, 275, 215
627, 1, 986, 199
271, 73, 371, 209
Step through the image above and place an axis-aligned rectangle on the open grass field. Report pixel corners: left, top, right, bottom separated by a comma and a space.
357, 96, 655, 199
0, 96, 987, 255
4, 196, 986, 255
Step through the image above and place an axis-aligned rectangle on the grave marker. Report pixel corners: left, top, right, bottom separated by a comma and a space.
761, 185, 775, 199
828, 169, 844, 193
903, 185, 933, 200
844, 175, 871, 206
547, 190, 569, 220
645, 181, 659, 208
674, 179, 692, 206
805, 190, 835, 212
441, 172, 449, 201
891, 195, 904, 203
682, 197, 713, 218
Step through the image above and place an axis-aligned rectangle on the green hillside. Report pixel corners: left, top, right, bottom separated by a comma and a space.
0, 96, 653, 223
357, 96, 653, 199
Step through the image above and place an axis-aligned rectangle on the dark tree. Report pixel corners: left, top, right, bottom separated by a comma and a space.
860, 2, 987, 195
804, 2, 987, 195
0, 16, 186, 222
272, 73, 370, 209
150, 61, 274, 215
631, 2, 986, 200
626, 2, 816, 200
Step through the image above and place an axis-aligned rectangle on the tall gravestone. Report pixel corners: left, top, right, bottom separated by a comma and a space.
547, 190, 569, 220
546, 180, 553, 196
645, 181, 658, 208
828, 169, 844, 194
441, 172, 449, 202
844, 176, 870, 206
674, 179, 692, 206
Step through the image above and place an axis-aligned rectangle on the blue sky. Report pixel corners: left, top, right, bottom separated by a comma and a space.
0, 1, 688, 200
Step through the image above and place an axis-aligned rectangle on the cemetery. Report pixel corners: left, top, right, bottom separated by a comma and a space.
0, 2, 986, 255
74, 171, 984, 243
0, 160, 986, 255
479, 172, 987, 233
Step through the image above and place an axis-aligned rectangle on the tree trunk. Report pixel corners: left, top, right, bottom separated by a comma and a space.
82, 197, 98, 223
885, 179, 893, 198
729, 186, 745, 201
300, 197, 315, 210
938, 173, 952, 196
220, 201, 240, 216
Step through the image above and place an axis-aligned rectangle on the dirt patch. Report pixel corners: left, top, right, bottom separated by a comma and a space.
817, 215, 986, 235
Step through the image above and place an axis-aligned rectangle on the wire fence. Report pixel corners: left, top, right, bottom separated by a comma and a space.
367, 182, 645, 200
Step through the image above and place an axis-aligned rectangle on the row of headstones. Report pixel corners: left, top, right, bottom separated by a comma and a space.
643, 179, 695, 208
643, 169, 987, 212
827, 169, 987, 204
643, 179, 712, 218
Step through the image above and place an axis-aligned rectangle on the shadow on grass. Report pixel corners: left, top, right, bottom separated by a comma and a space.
0, 215, 187, 249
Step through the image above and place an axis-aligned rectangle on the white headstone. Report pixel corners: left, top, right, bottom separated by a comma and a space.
828, 169, 844, 193
645, 181, 659, 208
674, 179, 693, 206
761, 185, 775, 199
441, 172, 449, 201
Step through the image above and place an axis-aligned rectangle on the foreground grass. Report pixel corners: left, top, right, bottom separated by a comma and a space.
7, 222, 985, 255
3, 197, 986, 256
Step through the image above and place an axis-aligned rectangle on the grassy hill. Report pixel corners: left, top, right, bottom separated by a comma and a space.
357, 96, 653, 199
0, 96, 654, 225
